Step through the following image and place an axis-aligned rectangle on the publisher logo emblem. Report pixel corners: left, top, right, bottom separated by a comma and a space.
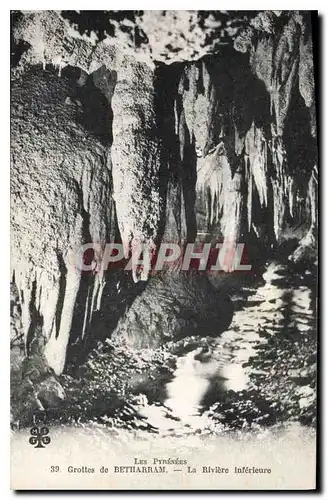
29, 426, 51, 448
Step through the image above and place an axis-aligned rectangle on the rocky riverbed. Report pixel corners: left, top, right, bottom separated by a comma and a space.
11, 259, 317, 436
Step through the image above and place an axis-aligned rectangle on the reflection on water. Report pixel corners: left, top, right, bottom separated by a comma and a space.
164, 346, 228, 423
220, 263, 315, 392
140, 262, 317, 433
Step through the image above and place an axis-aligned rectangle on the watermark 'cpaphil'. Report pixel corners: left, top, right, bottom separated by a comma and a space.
68, 241, 252, 278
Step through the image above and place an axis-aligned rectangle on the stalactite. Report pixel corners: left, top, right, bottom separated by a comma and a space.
249, 16, 307, 242
287, 177, 295, 218
111, 58, 166, 282
245, 157, 253, 232
298, 22, 316, 113
297, 16, 318, 248
79, 273, 107, 340
44, 267, 81, 375
245, 123, 268, 209
196, 146, 244, 246
290, 164, 318, 263
250, 17, 301, 135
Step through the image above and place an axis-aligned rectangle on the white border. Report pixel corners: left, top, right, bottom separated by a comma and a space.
1, 4, 326, 498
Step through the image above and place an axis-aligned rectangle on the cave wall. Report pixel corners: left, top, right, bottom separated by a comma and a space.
11, 65, 114, 374
176, 15, 317, 249
10, 10, 318, 375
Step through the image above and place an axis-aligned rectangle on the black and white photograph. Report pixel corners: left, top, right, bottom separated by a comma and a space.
9, 9, 318, 490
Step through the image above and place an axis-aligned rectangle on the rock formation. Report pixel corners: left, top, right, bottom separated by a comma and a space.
111, 272, 233, 349
10, 11, 318, 386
